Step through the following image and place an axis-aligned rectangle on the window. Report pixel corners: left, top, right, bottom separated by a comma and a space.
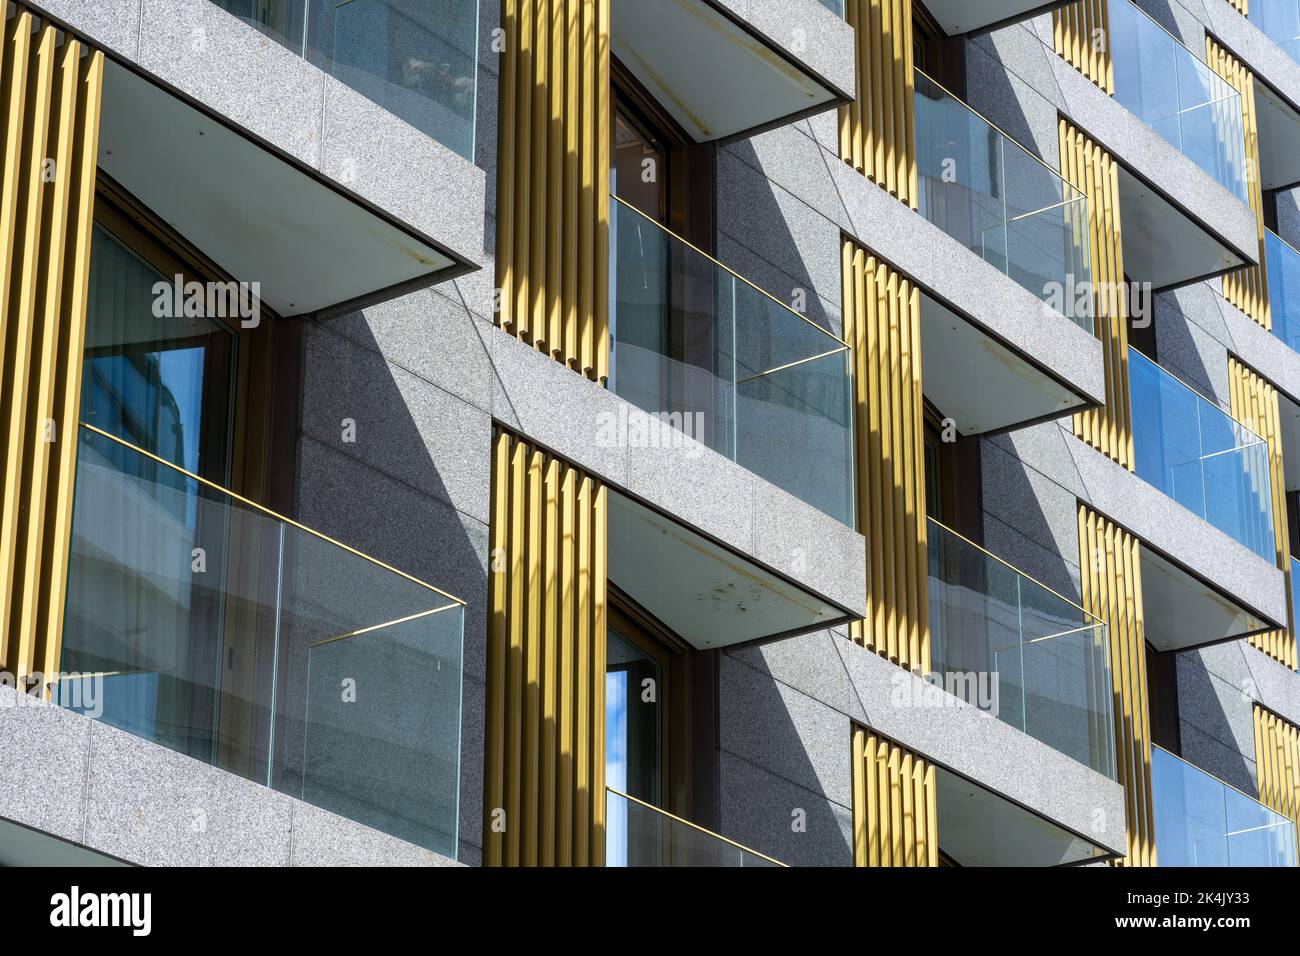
922, 403, 981, 536
913, 1, 965, 95
81, 213, 238, 486
60, 182, 296, 776
604, 593, 714, 864
613, 107, 667, 224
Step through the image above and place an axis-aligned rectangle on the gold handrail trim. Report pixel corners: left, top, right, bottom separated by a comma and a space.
610, 193, 850, 348
77, 422, 468, 607
606, 786, 789, 866
308, 604, 461, 648
733, 345, 851, 385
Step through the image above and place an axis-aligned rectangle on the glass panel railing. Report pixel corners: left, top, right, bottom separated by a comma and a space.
1266, 228, 1300, 353
59, 424, 466, 858
1293, 556, 1300, 634
207, 0, 478, 161
609, 195, 855, 525
816, 0, 846, 16
1152, 746, 1296, 866
1128, 348, 1276, 561
914, 71, 1093, 329
1250, 0, 1300, 64
1109, 0, 1248, 201
927, 518, 1116, 779
606, 789, 784, 866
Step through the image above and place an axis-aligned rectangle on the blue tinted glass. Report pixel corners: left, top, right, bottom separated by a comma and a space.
1129, 349, 1275, 560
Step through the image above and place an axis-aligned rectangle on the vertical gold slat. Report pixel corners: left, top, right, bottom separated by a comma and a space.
503, 440, 526, 865
592, 0, 610, 385
1253, 706, 1300, 861
842, 240, 930, 672
1228, 359, 1295, 669
495, 0, 517, 334
562, 0, 578, 369
851, 728, 937, 866
556, 465, 576, 866
484, 429, 608, 866
0, 10, 32, 669
575, 0, 594, 375
922, 761, 937, 866
1054, 1, 1114, 94
1, 18, 54, 677
39, 44, 103, 682
900, 751, 916, 866
16, 34, 78, 666
839, 0, 916, 209
881, 269, 899, 662
573, 470, 592, 865
545, 0, 563, 357
520, 445, 543, 864
1207, 39, 1269, 331
1079, 506, 1156, 865
529, 0, 549, 350
852, 726, 869, 865
512, 0, 532, 341
484, 433, 510, 865
589, 479, 607, 863
538, 457, 559, 864
1060, 121, 1133, 470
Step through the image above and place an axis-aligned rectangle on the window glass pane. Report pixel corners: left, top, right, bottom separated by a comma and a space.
81, 226, 236, 484
63, 225, 239, 766
605, 627, 663, 867
613, 109, 665, 222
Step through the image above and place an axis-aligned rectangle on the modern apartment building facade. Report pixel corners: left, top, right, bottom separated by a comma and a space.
1, 0, 1298, 868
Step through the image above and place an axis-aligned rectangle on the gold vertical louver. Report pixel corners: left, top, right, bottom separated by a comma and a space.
851, 726, 938, 867
495, 0, 610, 383
1053, 1, 1114, 94
484, 429, 608, 866
1060, 120, 1134, 470
1226, 0, 1248, 19
839, 0, 917, 209
1254, 705, 1300, 857
0, 6, 104, 686
1078, 506, 1156, 866
1228, 359, 1296, 669
841, 240, 929, 674
1207, 38, 1269, 330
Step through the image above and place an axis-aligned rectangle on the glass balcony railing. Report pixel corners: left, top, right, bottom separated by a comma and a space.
1249, 1, 1300, 64
207, 0, 478, 161
1152, 745, 1296, 866
1266, 228, 1300, 353
915, 71, 1093, 328
1129, 348, 1276, 561
606, 789, 784, 866
1292, 556, 1300, 632
1108, 0, 1248, 201
927, 519, 1117, 779
609, 195, 855, 525
816, 0, 846, 16
59, 424, 466, 858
